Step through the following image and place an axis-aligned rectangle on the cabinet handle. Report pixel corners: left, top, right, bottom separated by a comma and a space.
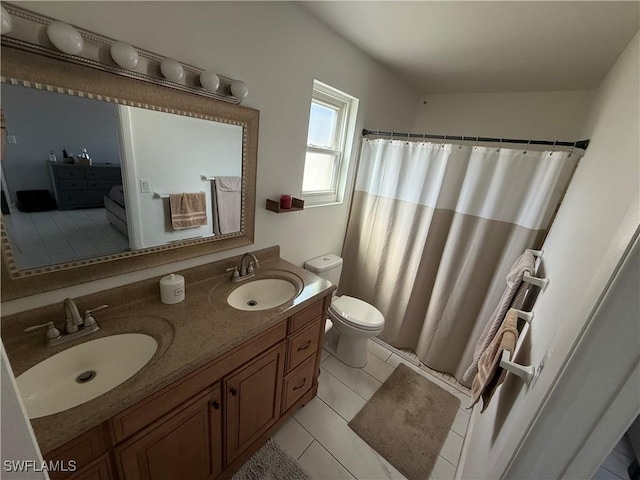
230, 387, 237, 396
211, 400, 220, 409
293, 378, 306, 391
297, 340, 312, 351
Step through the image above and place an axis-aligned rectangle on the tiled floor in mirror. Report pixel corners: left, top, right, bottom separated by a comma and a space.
272, 339, 471, 480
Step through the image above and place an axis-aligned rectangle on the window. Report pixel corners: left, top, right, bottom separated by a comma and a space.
302, 81, 358, 206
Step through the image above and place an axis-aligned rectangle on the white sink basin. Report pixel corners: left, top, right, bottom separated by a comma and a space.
227, 278, 300, 311
17, 333, 157, 419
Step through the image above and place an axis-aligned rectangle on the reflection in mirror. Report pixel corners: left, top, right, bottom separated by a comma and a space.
1, 82, 243, 271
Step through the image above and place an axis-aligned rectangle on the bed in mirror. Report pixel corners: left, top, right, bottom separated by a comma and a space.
0, 45, 258, 300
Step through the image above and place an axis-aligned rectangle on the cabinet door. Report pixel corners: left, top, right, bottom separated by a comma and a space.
116, 385, 222, 480
224, 342, 285, 465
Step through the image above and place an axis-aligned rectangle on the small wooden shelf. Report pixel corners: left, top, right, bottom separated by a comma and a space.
266, 197, 305, 213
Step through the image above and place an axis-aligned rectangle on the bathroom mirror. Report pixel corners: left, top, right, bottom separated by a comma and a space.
0, 46, 258, 300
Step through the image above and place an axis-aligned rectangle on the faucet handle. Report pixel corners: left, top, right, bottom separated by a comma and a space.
226, 267, 240, 279
83, 305, 108, 327
24, 321, 62, 340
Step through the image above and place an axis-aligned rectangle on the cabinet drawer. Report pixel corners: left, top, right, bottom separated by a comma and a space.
45, 423, 111, 480
286, 318, 320, 373
282, 356, 315, 413
85, 168, 121, 180
86, 180, 118, 190
59, 180, 86, 191
55, 168, 84, 180
288, 300, 323, 333
65, 454, 113, 480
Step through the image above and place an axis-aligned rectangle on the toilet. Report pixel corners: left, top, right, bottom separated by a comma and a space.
304, 254, 385, 368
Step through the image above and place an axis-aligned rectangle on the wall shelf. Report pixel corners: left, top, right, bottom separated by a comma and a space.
265, 197, 304, 213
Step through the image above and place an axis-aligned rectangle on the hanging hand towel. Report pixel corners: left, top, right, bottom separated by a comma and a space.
214, 176, 241, 234
462, 250, 535, 384
469, 308, 519, 412
169, 192, 207, 230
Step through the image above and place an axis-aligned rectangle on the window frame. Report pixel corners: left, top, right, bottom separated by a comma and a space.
302, 81, 358, 206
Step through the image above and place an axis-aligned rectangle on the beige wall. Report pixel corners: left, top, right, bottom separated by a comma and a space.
2, 1, 418, 314
460, 31, 639, 479
412, 90, 594, 141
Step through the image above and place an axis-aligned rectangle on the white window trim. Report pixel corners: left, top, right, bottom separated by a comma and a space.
302, 80, 358, 207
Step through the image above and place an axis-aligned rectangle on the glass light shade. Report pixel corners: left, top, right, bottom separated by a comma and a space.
1, 6, 12, 35
160, 58, 184, 83
110, 41, 139, 70
47, 21, 83, 55
230, 81, 248, 99
199, 71, 220, 92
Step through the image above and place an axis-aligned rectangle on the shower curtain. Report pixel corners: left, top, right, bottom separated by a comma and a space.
340, 138, 579, 385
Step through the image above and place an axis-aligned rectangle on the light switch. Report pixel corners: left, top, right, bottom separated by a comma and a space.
139, 178, 151, 193
7, 135, 16, 144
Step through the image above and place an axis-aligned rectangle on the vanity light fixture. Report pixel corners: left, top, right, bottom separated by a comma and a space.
200, 71, 221, 93
2, 4, 249, 104
0, 6, 12, 35
230, 80, 249, 99
110, 41, 140, 70
160, 58, 185, 83
46, 21, 84, 55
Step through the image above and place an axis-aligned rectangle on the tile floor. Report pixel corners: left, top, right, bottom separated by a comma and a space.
272, 339, 471, 480
592, 434, 636, 480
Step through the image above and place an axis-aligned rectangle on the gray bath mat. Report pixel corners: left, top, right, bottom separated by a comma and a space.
348, 363, 460, 480
231, 438, 312, 480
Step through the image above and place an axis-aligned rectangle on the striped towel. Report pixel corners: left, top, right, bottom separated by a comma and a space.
469, 309, 519, 412
169, 193, 207, 230
462, 250, 535, 385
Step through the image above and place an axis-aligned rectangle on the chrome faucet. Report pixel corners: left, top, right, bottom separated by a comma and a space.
24, 299, 108, 346
226, 252, 260, 283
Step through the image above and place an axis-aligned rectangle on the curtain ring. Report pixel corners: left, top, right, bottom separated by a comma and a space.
524, 139, 531, 154
497, 138, 503, 151
550, 140, 557, 156
406, 132, 410, 145
441, 135, 447, 147
474, 136, 479, 149
569, 141, 576, 157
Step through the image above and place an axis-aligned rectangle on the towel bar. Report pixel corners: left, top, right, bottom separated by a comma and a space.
201, 175, 216, 181
526, 248, 544, 258
522, 274, 549, 291
513, 309, 534, 324
153, 190, 205, 199
500, 350, 535, 384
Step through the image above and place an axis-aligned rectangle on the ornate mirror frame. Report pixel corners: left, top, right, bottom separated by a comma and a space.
1, 32, 258, 301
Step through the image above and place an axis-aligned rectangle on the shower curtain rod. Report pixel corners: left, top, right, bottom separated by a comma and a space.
362, 129, 590, 151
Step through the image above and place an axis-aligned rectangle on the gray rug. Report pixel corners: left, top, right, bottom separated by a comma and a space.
231, 438, 312, 480
348, 363, 461, 480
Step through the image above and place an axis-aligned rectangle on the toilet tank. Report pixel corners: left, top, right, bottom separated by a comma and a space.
304, 254, 343, 288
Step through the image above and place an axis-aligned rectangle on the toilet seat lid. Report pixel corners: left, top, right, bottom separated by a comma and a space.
329, 296, 385, 330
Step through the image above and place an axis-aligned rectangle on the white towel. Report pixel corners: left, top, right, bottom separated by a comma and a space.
214, 176, 241, 234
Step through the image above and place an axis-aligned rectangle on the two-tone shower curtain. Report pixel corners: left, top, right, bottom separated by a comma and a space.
340, 138, 579, 385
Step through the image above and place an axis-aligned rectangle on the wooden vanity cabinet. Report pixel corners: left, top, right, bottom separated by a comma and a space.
224, 342, 285, 465
42, 295, 330, 480
115, 385, 222, 480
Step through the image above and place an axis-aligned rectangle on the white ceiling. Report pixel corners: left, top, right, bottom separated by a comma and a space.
300, 1, 640, 94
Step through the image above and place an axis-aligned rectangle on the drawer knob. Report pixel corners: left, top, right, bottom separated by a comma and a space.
230, 387, 237, 396
211, 400, 220, 409
293, 378, 306, 391
297, 340, 312, 351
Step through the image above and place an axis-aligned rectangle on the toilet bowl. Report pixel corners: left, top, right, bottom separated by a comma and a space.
328, 295, 385, 367
304, 254, 386, 368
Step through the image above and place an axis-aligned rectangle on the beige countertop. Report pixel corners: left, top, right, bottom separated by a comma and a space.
1, 254, 334, 454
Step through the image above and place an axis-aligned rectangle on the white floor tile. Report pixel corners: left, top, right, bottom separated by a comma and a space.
322, 355, 382, 400
294, 397, 406, 479
318, 367, 367, 421
271, 417, 313, 460
602, 449, 634, 479
439, 430, 464, 467
320, 348, 330, 363
363, 351, 396, 383
451, 409, 471, 437
298, 440, 356, 480
591, 466, 626, 480
367, 339, 393, 362
430, 455, 457, 480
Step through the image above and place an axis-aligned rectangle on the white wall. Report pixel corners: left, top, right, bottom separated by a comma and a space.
412, 90, 594, 142
459, 31, 639, 479
2, 1, 418, 314
1, 83, 121, 203
118, 106, 242, 249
